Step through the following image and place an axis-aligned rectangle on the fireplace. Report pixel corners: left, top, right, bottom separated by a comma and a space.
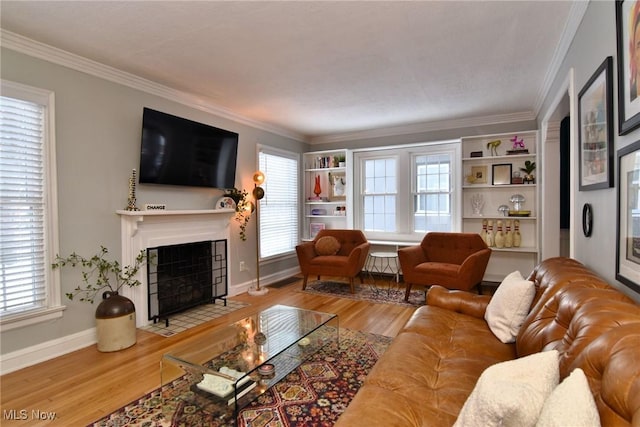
117, 209, 234, 327
147, 239, 227, 324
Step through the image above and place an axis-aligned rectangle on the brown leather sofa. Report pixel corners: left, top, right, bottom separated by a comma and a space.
336, 257, 640, 426
398, 232, 491, 300
296, 229, 370, 293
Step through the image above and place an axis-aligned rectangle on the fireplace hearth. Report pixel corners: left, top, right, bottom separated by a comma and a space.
147, 240, 227, 325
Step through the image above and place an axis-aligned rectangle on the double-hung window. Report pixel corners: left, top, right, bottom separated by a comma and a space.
257, 146, 300, 259
354, 141, 460, 241
0, 80, 62, 330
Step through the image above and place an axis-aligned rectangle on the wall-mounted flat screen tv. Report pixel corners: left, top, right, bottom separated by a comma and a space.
139, 107, 238, 189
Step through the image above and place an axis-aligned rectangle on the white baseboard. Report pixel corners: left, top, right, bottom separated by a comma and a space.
0, 328, 96, 375
229, 266, 300, 296
1, 268, 301, 375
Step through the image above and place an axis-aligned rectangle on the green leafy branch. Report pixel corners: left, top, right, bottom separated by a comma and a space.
52, 246, 150, 303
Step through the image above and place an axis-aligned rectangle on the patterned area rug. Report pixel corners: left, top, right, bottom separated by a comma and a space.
89, 328, 392, 427
302, 280, 426, 306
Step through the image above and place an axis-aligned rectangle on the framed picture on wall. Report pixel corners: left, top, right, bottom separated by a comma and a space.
309, 222, 325, 239
616, 0, 640, 135
616, 139, 640, 293
578, 56, 613, 190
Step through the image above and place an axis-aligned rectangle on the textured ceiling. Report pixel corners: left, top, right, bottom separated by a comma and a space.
0, 1, 578, 141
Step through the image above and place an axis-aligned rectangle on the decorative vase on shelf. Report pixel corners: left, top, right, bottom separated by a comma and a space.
470, 193, 484, 216
314, 175, 322, 197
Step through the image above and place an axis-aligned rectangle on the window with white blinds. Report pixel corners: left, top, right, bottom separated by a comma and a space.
258, 147, 299, 259
0, 80, 62, 329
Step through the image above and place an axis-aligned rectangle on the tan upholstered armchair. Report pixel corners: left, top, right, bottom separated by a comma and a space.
296, 229, 370, 293
398, 232, 491, 300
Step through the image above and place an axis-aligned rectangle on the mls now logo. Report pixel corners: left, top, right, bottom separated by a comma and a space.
3, 409, 56, 421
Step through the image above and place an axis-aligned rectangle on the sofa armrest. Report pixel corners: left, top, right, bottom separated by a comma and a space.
426, 285, 491, 319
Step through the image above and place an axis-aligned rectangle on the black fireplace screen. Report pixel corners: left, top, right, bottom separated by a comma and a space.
146, 239, 227, 322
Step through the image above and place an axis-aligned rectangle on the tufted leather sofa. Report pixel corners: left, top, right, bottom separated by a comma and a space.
335, 257, 640, 426
296, 229, 370, 293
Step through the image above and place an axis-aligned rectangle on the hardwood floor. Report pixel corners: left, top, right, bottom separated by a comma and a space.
0, 278, 418, 426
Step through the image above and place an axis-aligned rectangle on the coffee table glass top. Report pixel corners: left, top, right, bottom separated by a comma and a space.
161, 304, 339, 424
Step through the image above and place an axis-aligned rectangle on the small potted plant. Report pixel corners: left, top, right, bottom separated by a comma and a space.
52, 246, 149, 352
520, 160, 536, 184
334, 154, 346, 168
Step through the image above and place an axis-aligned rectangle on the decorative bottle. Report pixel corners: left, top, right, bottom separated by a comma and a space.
480, 219, 488, 244
504, 220, 513, 248
513, 220, 521, 247
486, 220, 495, 247
313, 175, 322, 197
495, 220, 505, 248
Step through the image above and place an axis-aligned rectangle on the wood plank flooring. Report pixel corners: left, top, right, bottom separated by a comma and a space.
0, 277, 419, 426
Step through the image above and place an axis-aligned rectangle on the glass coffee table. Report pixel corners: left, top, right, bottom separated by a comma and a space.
161, 304, 339, 425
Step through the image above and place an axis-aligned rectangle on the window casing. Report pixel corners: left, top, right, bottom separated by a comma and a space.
0, 80, 62, 331
257, 146, 300, 259
354, 141, 460, 241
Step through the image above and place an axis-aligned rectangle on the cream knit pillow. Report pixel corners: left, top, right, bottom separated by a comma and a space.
536, 368, 600, 427
454, 350, 559, 427
485, 270, 535, 343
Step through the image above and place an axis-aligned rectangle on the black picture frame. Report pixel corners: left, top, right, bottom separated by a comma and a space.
616, 139, 640, 293
578, 56, 614, 190
616, 0, 640, 135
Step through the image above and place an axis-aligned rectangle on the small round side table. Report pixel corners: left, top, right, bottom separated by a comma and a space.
365, 251, 401, 295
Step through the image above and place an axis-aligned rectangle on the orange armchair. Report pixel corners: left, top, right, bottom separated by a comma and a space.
296, 229, 370, 293
398, 232, 491, 300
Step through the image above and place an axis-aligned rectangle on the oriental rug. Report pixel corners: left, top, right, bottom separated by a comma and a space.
89, 328, 392, 427
302, 280, 426, 307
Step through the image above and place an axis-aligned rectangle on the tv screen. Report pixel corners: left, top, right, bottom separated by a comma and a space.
139, 108, 238, 189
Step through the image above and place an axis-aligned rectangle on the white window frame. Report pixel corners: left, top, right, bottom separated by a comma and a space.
257, 145, 300, 260
0, 80, 64, 331
353, 140, 461, 242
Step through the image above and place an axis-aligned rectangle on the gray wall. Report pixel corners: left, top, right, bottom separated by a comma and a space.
537, 1, 639, 302
3, 0, 639, 357
0, 47, 306, 355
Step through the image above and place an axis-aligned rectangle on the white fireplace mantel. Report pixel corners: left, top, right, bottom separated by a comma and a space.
117, 209, 235, 327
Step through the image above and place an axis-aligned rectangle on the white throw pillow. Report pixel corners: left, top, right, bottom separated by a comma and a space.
536, 368, 600, 427
454, 350, 559, 427
485, 270, 535, 343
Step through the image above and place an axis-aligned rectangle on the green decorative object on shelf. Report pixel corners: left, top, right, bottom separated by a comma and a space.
520, 160, 536, 183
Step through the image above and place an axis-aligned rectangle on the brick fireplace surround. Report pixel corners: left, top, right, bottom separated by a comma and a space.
117, 209, 234, 327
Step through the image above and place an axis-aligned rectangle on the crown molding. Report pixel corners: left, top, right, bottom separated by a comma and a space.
308, 111, 536, 145
0, 29, 307, 142
534, 0, 589, 115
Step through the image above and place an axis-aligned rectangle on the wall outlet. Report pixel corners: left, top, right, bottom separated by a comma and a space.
239, 261, 246, 272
